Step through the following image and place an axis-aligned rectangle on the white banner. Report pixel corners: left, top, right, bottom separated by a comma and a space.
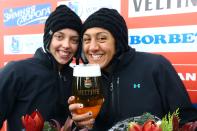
4, 34, 43, 54
129, 0, 197, 17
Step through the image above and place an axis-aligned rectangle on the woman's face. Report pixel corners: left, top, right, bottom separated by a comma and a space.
49, 28, 79, 67
82, 27, 116, 70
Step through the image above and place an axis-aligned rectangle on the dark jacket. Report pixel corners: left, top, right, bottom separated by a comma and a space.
0, 48, 73, 131
92, 48, 197, 130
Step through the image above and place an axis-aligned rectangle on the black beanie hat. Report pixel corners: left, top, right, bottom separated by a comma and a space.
82, 8, 130, 57
43, 5, 82, 52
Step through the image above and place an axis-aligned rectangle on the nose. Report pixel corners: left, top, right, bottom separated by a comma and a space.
62, 38, 71, 49
89, 38, 99, 51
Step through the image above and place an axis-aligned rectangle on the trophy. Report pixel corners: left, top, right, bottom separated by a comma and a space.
72, 64, 104, 119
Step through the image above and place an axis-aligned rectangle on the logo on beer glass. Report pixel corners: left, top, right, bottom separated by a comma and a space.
72, 64, 104, 120
84, 77, 92, 88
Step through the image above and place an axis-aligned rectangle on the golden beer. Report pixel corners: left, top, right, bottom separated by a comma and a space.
72, 64, 104, 119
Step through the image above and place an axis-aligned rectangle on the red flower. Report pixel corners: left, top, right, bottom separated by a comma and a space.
21, 110, 44, 131
142, 120, 162, 131
180, 121, 197, 131
128, 122, 142, 131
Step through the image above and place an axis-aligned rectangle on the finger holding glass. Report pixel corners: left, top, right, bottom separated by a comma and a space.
68, 96, 95, 128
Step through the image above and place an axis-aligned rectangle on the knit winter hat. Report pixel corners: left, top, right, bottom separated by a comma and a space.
82, 8, 130, 57
43, 5, 82, 52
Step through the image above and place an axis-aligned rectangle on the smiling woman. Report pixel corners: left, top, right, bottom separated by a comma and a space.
0, 5, 82, 131
68, 7, 197, 131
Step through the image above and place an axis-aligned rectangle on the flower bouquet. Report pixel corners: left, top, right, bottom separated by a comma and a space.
108, 109, 197, 131
108, 112, 161, 131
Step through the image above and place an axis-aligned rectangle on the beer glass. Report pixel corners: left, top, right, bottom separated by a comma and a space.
72, 64, 104, 119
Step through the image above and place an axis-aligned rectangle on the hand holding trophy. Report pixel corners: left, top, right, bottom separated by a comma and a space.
72, 64, 104, 128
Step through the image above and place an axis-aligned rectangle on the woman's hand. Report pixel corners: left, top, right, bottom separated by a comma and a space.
68, 96, 95, 129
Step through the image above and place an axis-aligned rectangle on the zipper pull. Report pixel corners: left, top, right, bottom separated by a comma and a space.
110, 82, 113, 91
117, 77, 119, 85
58, 71, 61, 77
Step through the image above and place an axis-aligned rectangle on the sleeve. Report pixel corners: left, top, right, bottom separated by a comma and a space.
0, 62, 21, 127
154, 55, 197, 124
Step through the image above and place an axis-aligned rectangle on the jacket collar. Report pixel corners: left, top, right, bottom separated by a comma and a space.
34, 47, 54, 69
34, 47, 73, 72
102, 47, 135, 75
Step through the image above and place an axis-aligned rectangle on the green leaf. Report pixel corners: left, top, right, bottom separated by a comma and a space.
160, 108, 179, 131
42, 121, 57, 131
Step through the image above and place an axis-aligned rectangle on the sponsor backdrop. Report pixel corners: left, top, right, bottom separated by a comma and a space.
0, 0, 196, 107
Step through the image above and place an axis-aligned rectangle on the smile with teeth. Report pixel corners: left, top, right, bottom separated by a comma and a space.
58, 50, 70, 57
91, 54, 102, 60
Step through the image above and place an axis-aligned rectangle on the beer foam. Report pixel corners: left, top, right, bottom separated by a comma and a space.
73, 64, 101, 77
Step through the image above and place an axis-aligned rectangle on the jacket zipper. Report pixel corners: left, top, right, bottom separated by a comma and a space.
110, 76, 120, 122
110, 81, 114, 112
58, 71, 67, 81
116, 77, 120, 118
109, 77, 116, 123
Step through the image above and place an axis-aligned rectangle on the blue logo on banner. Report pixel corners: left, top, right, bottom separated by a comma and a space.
129, 33, 197, 45
67, 1, 79, 14
3, 3, 51, 26
11, 37, 21, 53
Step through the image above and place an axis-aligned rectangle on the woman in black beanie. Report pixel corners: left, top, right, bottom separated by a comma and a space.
68, 8, 197, 130
0, 5, 82, 131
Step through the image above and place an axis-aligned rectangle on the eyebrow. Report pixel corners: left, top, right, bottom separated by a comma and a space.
54, 31, 64, 35
54, 31, 79, 37
71, 36, 80, 38
83, 31, 109, 36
